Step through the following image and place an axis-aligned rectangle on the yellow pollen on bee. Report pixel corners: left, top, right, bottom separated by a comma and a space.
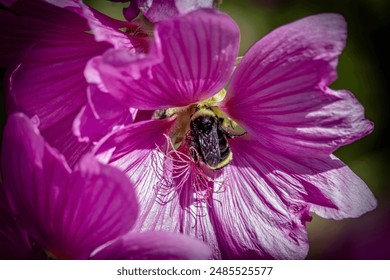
153, 88, 246, 149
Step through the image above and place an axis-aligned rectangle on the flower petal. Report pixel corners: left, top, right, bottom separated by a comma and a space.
93, 119, 221, 259
0, 0, 113, 166
93, 119, 175, 164
64, 155, 139, 259
1, 0, 147, 165
0, 183, 35, 259
210, 136, 376, 259
96, 9, 239, 110
236, 139, 376, 219
129, 154, 221, 259
222, 14, 372, 157
0, 0, 88, 67
92, 120, 176, 234
5, 29, 108, 165
92, 231, 211, 260
3, 15, 103, 123
210, 138, 310, 259
137, 0, 214, 22
276, 154, 378, 220
73, 84, 135, 143
1, 113, 138, 259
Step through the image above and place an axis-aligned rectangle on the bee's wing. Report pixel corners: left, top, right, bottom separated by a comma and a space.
197, 124, 221, 168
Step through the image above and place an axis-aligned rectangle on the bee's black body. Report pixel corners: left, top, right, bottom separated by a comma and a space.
189, 109, 233, 170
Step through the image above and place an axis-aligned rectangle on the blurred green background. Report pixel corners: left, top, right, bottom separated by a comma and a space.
1, 0, 389, 259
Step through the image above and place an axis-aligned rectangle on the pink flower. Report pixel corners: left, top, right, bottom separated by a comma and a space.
0, 0, 149, 166
0, 113, 211, 260
89, 10, 377, 259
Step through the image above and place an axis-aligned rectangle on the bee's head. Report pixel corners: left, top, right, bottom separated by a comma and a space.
190, 108, 217, 132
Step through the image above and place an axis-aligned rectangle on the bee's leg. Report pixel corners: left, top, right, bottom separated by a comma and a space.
190, 147, 199, 163
190, 147, 202, 167
186, 132, 201, 166
226, 132, 247, 139
218, 122, 247, 139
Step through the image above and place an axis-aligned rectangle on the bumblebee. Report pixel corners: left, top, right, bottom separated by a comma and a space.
189, 106, 244, 170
